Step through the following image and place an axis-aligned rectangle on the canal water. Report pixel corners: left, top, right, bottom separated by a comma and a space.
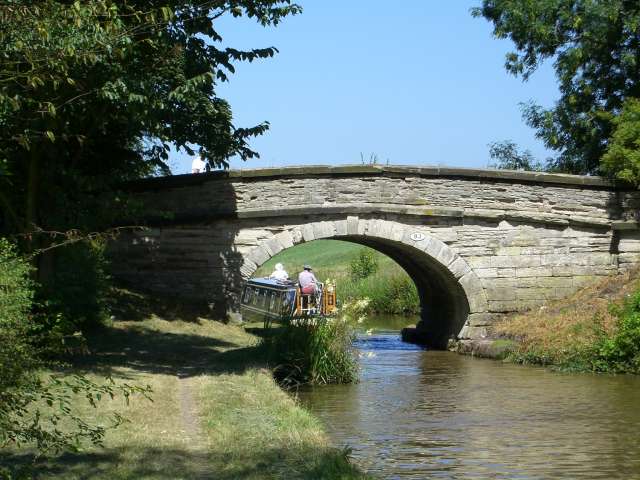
298, 315, 640, 479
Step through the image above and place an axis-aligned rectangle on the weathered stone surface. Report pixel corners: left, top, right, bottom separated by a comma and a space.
111, 166, 640, 344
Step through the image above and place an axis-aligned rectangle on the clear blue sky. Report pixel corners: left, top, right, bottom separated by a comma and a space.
170, 0, 559, 174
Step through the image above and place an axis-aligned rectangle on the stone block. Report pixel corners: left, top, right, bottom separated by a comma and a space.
476, 268, 498, 278
495, 246, 522, 256
275, 230, 294, 249
391, 224, 406, 242
572, 275, 599, 288
467, 256, 492, 269
459, 272, 484, 296
448, 256, 471, 279
486, 287, 517, 301
357, 219, 368, 235
302, 224, 315, 242
458, 325, 488, 340
239, 259, 257, 278
291, 228, 303, 244
247, 246, 270, 268
517, 276, 568, 288
490, 255, 541, 268
516, 287, 553, 300
313, 221, 336, 239
467, 291, 488, 313
433, 243, 457, 267
540, 253, 574, 266
347, 216, 359, 235
488, 300, 518, 312
334, 219, 348, 236
619, 252, 640, 264
467, 313, 498, 326
264, 237, 283, 257
516, 267, 553, 277
497, 268, 516, 277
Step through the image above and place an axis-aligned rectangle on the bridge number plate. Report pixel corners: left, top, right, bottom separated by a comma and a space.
410, 232, 425, 242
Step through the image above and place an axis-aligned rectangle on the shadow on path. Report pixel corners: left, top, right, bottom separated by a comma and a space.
3, 446, 358, 480
72, 321, 268, 378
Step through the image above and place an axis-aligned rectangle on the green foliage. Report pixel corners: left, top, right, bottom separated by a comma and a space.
369, 275, 419, 314
265, 300, 369, 385
0, 238, 37, 394
349, 247, 379, 280
592, 292, 640, 373
601, 98, 640, 185
473, 1, 640, 174
0, 0, 301, 238
341, 274, 420, 315
0, 238, 151, 476
507, 291, 640, 374
488, 140, 544, 171
38, 241, 110, 333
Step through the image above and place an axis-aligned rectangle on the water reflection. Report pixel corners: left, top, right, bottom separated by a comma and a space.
299, 317, 640, 479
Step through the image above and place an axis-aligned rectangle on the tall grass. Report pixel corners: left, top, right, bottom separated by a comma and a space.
497, 269, 640, 374
264, 300, 369, 385
256, 240, 420, 315
339, 274, 420, 314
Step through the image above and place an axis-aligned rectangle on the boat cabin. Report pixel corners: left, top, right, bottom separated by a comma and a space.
240, 278, 337, 323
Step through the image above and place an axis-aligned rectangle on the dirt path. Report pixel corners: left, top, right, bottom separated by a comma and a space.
177, 373, 205, 449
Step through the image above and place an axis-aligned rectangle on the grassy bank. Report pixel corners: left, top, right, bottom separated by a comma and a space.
495, 269, 640, 374
2, 313, 370, 479
255, 240, 419, 314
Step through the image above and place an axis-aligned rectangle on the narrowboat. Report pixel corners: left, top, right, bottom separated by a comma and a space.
240, 278, 337, 323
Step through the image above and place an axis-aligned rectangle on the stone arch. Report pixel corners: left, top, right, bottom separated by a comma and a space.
240, 218, 488, 348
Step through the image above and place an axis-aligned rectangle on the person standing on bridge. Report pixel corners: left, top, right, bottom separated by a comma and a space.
298, 265, 318, 294
191, 155, 206, 173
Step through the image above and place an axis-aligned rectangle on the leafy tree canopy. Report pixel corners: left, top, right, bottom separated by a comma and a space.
473, 0, 640, 175
602, 98, 640, 185
0, 0, 300, 236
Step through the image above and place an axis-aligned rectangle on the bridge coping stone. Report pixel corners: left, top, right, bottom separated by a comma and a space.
125, 164, 628, 191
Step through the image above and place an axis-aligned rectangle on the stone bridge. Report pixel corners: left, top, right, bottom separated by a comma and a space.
110, 165, 640, 348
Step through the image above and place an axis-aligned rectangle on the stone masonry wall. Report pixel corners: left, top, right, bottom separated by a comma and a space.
111, 166, 640, 341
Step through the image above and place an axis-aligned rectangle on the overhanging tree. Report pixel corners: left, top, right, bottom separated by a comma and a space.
0, 0, 301, 237
473, 0, 640, 175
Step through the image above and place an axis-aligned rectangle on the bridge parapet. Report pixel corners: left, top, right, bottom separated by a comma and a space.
110, 165, 640, 346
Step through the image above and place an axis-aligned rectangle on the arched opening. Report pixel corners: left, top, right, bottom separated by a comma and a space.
241, 220, 485, 348
340, 235, 469, 348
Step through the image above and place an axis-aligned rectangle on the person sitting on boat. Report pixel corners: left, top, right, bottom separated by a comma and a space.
298, 264, 318, 295
269, 263, 289, 282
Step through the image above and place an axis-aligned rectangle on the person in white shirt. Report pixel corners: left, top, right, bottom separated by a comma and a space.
191, 155, 206, 173
269, 263, 289, 282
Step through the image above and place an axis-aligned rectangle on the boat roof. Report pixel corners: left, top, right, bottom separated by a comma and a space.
246, 277, 296, 289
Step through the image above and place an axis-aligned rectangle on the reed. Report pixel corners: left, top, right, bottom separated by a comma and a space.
264, 300, 369, 385
496, 269, 640, 373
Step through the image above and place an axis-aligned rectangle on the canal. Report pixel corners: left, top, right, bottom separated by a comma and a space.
298, 315, 640, 479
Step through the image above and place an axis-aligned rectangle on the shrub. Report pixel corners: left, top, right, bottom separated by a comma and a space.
265, 300, 369, 385
592, 291, 640, 373
369, 275, 420, 314
38, 240, 110, 334
0, 238, 37, 396
340, 274, 420, 315
0, 239, 150, 477
349, 248, 378, 280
